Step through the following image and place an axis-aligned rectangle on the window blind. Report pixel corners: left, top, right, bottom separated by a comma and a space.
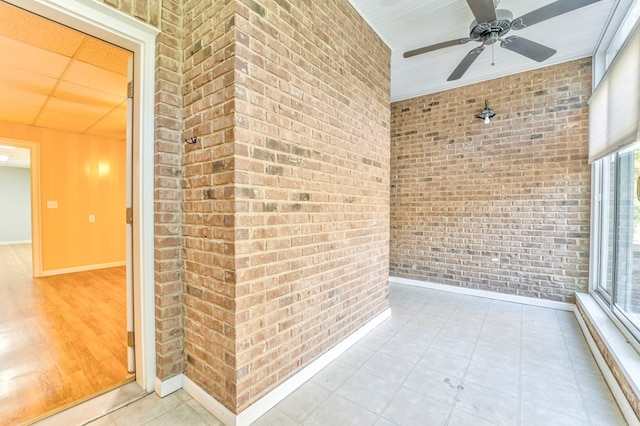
589, 21, 640, 163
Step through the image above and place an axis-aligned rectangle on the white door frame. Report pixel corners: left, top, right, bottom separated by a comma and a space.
6, 0, 159, 393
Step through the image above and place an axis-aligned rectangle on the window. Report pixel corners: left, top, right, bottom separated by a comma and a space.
594, 147, 640, 336
590, 0, 640, 339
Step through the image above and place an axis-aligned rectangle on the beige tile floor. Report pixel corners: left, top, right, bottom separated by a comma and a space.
86, 283, 627, 425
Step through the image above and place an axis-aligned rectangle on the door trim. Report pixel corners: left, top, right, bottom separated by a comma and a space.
0, 138, 42, 277
6, 0, 160, 393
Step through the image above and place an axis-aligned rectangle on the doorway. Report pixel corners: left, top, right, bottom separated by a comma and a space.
0, 0, 158, 422
0, 2, 133, 420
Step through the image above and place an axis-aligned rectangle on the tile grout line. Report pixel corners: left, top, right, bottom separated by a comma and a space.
297, 285, 422, 425
444, 296, 498, 426
371, 287, 437, 424
367, 287, 450, 424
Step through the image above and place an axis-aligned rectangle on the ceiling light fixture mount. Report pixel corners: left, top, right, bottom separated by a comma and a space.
477, 99, 496, 124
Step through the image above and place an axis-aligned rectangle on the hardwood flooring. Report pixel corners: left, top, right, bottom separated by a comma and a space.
0, 244, 133, 425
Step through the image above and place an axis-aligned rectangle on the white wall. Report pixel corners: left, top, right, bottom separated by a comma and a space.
0, 166, 31, 244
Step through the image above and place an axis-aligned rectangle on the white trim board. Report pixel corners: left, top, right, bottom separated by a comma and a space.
41, 261, 126, 276
182, 308, 391, 426
390, 276, 575, 311
0, 240, 31, 246
155, 374, 183, 398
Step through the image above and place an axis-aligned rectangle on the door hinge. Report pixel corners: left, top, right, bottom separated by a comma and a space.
126, 207, 133, 225
127, 81, 133, 99
127, 331, 135, 348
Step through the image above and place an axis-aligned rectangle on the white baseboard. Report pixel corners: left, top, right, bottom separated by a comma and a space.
237, 307, 391, 425
390, 276, 575, 311
0, 240, 31, 245
575, 294, 640, 426
155, 374, 183, 398
182, 307, 391, 426
41, 261, 126, 276
183, 375, 237, 426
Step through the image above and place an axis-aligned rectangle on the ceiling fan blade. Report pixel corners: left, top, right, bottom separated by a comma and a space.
447, 46, 485, 81
403, 38, 471, 58
500, 36, 557, 62
466, 0, 497, 23
511, 0, 601, 29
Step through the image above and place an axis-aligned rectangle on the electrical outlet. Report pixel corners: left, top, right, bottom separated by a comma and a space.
89, 215, 95, 223
47, 200, 58, 208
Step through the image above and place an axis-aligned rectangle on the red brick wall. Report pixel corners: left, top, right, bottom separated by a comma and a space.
180, 0, 390, 413
390, 58, 592, 303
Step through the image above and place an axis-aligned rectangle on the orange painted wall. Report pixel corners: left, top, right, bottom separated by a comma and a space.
0, 120, 126, 271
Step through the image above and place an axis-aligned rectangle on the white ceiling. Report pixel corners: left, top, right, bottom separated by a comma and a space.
349, 0, 618, 101
0, 0, 131, 168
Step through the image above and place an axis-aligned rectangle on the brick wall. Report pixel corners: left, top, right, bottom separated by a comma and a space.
180, 0, 238, 411
179, 0, 390, 413
231, 0, 390, 411
390, 58, 592, 303
100, 0, 185, 380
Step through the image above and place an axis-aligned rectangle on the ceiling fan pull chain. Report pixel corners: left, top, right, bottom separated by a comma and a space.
492, 43, 495, 66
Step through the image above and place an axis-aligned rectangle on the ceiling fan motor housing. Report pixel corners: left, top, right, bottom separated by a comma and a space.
469, 9, 513, 44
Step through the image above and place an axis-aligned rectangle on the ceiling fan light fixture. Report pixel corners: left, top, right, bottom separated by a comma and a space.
403, 0, 602, 80
477, 99, 496, 124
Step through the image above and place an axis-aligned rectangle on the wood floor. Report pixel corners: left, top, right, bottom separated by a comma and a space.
0, 244, 133, 425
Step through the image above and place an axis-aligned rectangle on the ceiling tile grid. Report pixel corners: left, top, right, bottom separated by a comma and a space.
0, 0, 131, 140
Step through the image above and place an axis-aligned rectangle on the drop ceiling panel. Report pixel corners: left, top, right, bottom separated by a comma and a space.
33, 118, 91, 134
0, 69, 57, 95
0, 35, 71, 78
46, 97, 113, 119
0, 0, 129, 137
63, 60, 128, 98
0, 104, 42, 119
0, 1, 84, 56
36, 109, 96, 129
85, 109, 127, 140
0, 84, 48, 108
0, 114, 32, 125
75, 37, 131, 76
53, 81, 126, 109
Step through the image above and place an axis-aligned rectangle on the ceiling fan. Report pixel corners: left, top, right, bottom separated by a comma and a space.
403, 0, 602, 81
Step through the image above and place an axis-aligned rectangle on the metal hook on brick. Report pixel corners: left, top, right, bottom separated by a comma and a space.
184, 137, 198, 144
